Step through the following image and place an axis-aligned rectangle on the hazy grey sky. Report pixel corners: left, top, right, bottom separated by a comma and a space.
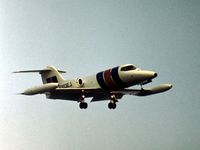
1, 0, 200, 150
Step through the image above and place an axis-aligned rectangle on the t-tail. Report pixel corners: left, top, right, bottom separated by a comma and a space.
40, 66, 65, 84
13, 66, 66, 95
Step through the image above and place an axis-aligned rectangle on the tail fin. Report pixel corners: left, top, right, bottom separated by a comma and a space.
41, 66, 65, 84
14, 66, 66, 84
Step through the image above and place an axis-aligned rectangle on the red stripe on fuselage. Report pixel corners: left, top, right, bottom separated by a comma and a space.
103, 69, 118, 90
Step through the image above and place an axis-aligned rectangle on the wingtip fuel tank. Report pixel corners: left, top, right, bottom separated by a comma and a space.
136, 83, 173, 96
22, 83, 58, 95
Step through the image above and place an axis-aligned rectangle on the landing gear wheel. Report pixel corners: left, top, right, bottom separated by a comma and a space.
112, 103, 116, 109
108, 102, 117, 109
84, 102, 88, 109
79, 102, 88, 109
108, 102, 112, 109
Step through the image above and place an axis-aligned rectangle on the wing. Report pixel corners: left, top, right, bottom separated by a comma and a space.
48, 87, 124, 102
54, 87, 105, 95
48, 87, 109, 101
20, 83, 172, 101
111, 84, 173, 96
48, 84, 172, 101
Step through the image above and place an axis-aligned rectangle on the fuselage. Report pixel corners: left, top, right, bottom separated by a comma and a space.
64, 64, 157, 91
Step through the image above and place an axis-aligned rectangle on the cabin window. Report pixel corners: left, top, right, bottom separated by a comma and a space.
120, 65, 136, 71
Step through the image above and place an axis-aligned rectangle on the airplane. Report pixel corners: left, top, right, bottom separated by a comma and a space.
14, 64, 172, 109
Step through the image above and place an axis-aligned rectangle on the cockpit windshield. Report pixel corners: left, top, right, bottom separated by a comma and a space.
120, 65, 136, 71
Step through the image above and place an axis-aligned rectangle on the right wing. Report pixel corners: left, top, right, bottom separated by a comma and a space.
111, 84, 173, 96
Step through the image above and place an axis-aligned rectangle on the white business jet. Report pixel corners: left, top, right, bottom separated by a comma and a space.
14, 64, 172, 109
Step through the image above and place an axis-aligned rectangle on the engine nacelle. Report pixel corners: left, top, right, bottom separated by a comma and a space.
22, 83, 58, 95
76, 78, 84, 87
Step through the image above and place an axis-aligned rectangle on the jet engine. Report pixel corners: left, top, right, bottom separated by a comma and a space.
76, 78, 84, 87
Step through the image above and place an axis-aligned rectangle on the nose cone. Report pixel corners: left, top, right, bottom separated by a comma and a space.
129, 70, 158, 83
118, 69, 158, 86
153, 72, 158, 78
145, 71, 158, 79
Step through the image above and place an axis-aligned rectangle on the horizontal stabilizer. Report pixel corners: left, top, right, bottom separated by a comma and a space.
13, 69, 66, 74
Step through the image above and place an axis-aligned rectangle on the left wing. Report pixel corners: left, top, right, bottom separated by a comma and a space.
48, 87, 108, 101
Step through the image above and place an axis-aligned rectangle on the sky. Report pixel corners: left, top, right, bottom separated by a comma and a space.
0, 0, 200, 150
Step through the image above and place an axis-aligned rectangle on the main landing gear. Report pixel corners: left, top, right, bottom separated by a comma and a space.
79, 102, 88, 109
79, 95, 88, 109
78, 94, 118, 110
108, 95, 118, 109
108, 102, 116, 109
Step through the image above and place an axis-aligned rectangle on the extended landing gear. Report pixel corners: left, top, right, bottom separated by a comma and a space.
79, 102, 88, 109
108, 94, 118, 109
108, 102, 116, 109
79, 95, 88, 109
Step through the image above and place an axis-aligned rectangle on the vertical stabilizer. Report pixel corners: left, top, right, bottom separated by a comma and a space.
40, 66, 65, 84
